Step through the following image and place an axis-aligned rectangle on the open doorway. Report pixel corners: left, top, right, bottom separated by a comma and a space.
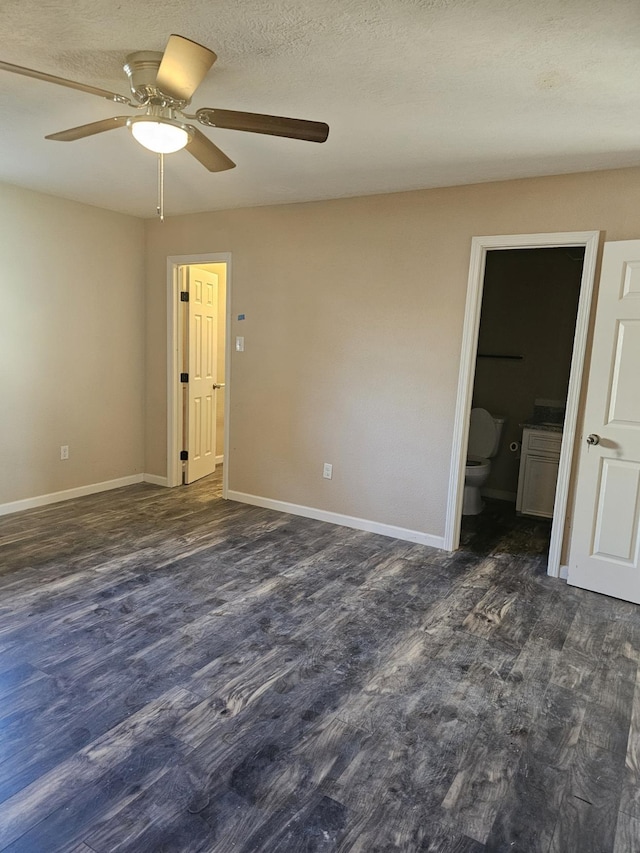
167, 253, 232, 494
444, 231, 600, 577
461, 247, 584, 554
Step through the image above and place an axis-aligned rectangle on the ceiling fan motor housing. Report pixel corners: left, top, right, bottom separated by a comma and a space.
123, 51, 164, 104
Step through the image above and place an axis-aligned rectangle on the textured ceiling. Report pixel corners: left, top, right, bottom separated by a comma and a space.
1, 0, 640, 218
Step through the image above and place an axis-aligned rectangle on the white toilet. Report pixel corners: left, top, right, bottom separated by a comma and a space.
463, 408, 505, 516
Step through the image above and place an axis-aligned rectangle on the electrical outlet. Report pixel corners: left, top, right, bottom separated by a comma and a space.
235, 336, 245, 352
60, 445, 69, 460
323, 462, 333, 479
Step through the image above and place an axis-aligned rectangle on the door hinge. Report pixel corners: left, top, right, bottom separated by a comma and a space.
180, 291, 189, 302
180, 372, 189, 383
180, 450, 188, 461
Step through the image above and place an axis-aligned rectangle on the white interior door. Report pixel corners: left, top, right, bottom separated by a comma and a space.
185, 267, 219, 484
568, 240, 640, 603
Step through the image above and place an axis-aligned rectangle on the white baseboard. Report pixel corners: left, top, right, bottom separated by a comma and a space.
226, 490, 446, 549
215, 455, 224, 465
143, 473, 169, 487
0, 474, 145, 517
559, 564, 569, 580
482, 488, 517, 502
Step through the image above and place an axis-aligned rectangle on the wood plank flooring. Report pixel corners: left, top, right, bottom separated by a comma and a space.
0, 473, 639, 851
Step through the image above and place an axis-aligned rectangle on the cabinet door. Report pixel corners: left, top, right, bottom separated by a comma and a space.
520, 455, 559, 518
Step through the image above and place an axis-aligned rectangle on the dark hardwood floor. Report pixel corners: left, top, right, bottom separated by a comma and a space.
0, 472, 639, 852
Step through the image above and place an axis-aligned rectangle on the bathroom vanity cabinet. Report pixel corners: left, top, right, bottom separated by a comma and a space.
516, 427, 562, 518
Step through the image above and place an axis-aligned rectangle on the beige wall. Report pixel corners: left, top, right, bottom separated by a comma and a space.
474, 248, 582, 497
0, 182, 145, 505
144, 166, 640, 540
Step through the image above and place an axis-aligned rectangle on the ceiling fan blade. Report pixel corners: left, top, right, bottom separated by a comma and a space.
196, 108, 329, 143
0, 59, 130, 104
45, 116, 129, 142
185, 127, 235, 171
156, 35, 216, 103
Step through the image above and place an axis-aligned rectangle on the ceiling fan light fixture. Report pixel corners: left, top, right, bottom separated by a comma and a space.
128, 116, 192, 154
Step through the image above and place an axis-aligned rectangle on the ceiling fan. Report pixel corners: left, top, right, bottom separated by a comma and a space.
0, 34, 330, 173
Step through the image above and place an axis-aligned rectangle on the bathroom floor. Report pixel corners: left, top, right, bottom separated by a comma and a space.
460, 497, 553, 560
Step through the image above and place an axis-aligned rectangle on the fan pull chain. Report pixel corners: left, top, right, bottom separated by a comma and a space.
157, 153, 165, 221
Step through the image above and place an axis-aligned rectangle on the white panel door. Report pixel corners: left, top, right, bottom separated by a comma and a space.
185, 268, 219, 484
568, 241, 640, 603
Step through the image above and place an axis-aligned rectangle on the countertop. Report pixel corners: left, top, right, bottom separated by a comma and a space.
521, 420, 563, 434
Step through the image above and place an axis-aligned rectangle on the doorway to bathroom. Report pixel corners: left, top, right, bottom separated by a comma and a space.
463, 246, 584, 556
444, 231, 600, 577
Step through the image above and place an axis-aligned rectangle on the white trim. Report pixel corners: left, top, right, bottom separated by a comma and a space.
559, 565, 569, 580
444, 231, 600, 581
143, 473, 169, 487
482, 488, 517, 503
546, 236, 599, 577
228, 490, 446, 548
166, 253, 232, 498
215, 455, 224, 466
167, 260, 181, 489
0, 474, 144, 517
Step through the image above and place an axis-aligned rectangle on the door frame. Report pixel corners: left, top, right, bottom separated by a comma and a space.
167, 252, 232, 493
444, 231, 600, 577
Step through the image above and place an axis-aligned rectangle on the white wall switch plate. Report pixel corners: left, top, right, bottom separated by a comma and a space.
323, 462, 333, 479
60, 445, 69, 460
235, 336, 245, 352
